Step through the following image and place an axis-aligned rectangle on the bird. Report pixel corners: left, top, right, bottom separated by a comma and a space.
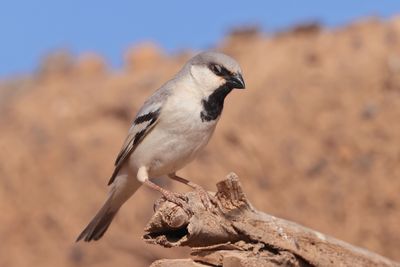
76, 51, 245, 242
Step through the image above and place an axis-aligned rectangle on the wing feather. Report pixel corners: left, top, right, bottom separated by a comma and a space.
107, 80, 173, 185
107, 106, 161, 185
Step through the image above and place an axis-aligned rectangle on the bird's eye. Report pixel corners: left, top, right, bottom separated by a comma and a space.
210, 64, 223, 75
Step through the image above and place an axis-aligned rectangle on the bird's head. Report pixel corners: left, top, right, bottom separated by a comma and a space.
187, 51, 245, 95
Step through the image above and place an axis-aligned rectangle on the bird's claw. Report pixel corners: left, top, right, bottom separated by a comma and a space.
152, 185, 216, 215
160, 191, 192, 215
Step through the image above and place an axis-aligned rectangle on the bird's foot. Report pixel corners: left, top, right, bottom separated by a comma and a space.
160, 190, 192, 215
167, 174, 216, 211
144, 179, 192, 215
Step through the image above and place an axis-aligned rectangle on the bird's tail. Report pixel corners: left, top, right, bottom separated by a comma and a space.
76, 174, 141, 242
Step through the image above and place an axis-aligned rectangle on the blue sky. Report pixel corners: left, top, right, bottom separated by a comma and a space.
1, 1, 400, 77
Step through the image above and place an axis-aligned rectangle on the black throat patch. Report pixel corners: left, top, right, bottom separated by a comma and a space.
200, 83, 233, 122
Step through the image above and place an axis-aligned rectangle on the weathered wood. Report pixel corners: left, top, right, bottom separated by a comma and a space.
144, 173, 400, 267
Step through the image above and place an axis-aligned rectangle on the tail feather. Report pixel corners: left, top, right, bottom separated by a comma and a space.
76, 197, 118, 242
76, 172, 142, 242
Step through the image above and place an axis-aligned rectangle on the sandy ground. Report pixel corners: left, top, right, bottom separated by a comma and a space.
1, 17, 400, 267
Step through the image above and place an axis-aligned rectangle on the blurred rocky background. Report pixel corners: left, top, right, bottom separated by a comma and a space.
1, 18, 400, 267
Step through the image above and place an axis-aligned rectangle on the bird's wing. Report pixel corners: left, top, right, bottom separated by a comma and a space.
108, 88, 170, 185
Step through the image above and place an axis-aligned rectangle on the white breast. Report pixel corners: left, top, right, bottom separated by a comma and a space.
129, 91, 218, 178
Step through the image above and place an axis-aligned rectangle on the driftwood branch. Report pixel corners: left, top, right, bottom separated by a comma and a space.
143, 173, 400, 267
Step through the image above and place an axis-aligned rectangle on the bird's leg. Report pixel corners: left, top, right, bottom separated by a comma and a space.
143, 179, 192, 213
168, 173, 216, 210
137, 167, 191, 214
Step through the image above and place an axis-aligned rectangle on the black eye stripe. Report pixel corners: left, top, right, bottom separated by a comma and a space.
209, 63, 232, 77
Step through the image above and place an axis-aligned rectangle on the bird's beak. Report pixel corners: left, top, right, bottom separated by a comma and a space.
227, 73, 245, 89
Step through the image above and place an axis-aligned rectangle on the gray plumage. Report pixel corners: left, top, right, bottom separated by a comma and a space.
77, 51, 245, 242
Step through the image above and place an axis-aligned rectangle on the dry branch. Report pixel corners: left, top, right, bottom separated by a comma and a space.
143, 173, 400, 267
